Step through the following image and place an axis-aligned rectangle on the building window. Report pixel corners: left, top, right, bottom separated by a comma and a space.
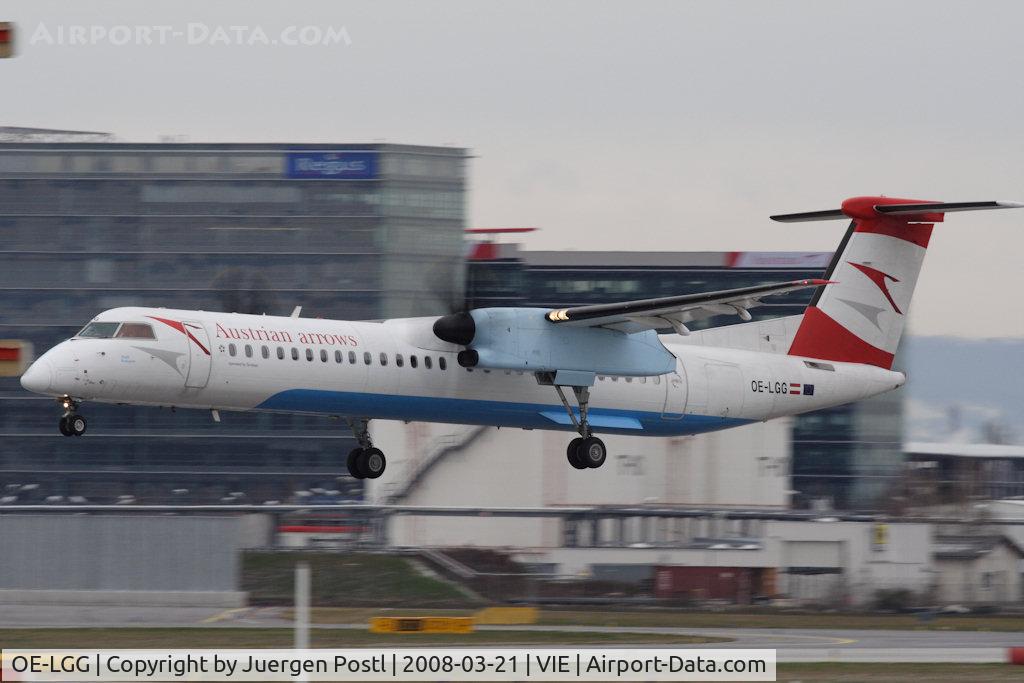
349, 351, 357, 364
291, 347, 299, 360
410, 355, 418, 369
306, 348, 314, 362
261, 346, 269, 359
439, 357, 447, 371
277, 347, 285, 360
380, 353, 388, 366
228, 343, 237, 357
396, 354, 404, 368
424, 356, 432, 369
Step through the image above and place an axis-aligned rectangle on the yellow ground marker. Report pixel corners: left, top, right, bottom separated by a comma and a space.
369, 616, 474, 634
474, 606, 538, 625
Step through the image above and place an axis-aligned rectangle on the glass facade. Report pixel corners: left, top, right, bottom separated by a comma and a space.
0, 142, 467, 504
467, 249, 904, 511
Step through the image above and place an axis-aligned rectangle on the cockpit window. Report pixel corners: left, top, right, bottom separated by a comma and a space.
77, 322, 121, 338
115, 323, 156, 339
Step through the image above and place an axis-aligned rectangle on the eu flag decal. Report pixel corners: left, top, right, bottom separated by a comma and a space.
803, 384, 815, 396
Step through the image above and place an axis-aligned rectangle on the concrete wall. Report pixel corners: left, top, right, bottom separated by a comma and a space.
536, 520, 935, 607
373, 418, 792, 548
935, 544, 1022, 604
0, 515, 245, 602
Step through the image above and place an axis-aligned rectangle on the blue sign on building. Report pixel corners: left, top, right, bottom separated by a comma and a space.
285, 151, 378, 179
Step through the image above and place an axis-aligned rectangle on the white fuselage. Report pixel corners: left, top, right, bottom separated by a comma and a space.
21, 307, 906, 437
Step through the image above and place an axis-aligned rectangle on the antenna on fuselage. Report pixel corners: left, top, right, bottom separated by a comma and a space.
290, 306, 302, 318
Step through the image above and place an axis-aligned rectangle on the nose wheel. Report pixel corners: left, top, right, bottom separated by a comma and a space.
59, 413, 87, 437
57, 397, 87, 437
344, 418, 386, 479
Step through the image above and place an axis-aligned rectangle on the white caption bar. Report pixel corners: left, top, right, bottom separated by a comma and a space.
2, 649, 776, 681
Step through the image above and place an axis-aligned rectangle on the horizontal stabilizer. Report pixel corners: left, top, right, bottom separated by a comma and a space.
875, 200, 1024, 215
772, 199, 1024, 223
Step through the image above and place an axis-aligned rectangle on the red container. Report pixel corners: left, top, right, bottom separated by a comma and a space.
654, 566, 764, 604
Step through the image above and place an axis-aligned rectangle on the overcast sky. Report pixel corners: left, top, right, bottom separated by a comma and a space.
5, 0, 1024, 338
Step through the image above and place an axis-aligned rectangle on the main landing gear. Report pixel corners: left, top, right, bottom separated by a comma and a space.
345, 417, 386, 479
553, 384, 607, 470
57, 396, 87, 437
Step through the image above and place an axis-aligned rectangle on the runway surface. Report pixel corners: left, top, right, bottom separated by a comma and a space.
3, 605, 1023, 660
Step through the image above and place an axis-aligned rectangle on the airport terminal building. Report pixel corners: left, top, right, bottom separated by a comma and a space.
0, 133, 467, 504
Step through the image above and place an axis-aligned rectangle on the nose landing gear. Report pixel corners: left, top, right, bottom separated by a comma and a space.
345, 417, 386, 479
57, 397, 87, 437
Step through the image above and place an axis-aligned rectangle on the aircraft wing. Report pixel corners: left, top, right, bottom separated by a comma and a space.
544, 279, 831, 335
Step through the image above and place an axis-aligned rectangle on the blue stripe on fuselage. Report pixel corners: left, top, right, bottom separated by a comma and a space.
255, 389, 751, 437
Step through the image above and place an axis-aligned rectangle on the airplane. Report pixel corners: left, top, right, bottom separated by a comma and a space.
19, 195, 1022, 479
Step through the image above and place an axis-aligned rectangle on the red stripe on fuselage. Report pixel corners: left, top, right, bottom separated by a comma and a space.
788, 306, 895, 369
148, 316, 211, 356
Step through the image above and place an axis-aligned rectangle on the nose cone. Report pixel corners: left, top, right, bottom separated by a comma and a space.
20, 359, 53, 394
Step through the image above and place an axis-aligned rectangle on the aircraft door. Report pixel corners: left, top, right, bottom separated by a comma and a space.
183, 321, 212, 388
705, 364, 744, 418
661, 370, 687, 420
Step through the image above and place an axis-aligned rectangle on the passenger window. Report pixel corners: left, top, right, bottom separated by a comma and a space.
349, 351, 357, 364
228, 343, 237, 357
439, 357, 447, 370
306, 348, 314, 362
396, 354, 404, 368
319, 349, 327, 362
625, 376, 632, 383
261, 346, 269, 359
410, 355, 418, 369
245, 344, 253, 358
640, 377, 647, 384
114, 323, 156, 339
380, 353, 388, 366
335, 350, 343, 363
277, 347, 285, 360
654, 376, 661, 385
364, 352, 371, 365
291, 347, 299, 360
424, 356, 432, 369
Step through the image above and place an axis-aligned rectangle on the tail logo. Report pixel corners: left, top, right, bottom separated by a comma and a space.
847, 262, 902, 314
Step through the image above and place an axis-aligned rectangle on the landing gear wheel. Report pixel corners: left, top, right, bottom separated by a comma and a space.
67, 414, 87, 437
579, 436, 606, 468
347, 448, 366, 479
358, 447, 386, 479
566, 438, 587, 469
59, 416, 73, 437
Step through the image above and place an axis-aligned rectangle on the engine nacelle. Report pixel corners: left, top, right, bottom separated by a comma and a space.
446, 307, 675, 376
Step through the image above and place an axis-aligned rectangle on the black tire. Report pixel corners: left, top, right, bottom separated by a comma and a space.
347, 448, 366, 479
69, 415, 87, 437
359, 447, 386, 479
579, 436, 607, 468
58, 416, 73, 437
567, 438, 587, 470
